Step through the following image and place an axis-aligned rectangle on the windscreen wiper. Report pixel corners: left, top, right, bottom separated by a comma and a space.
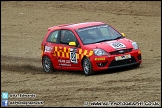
114, 36, 124, 40
96, 39, 114, 43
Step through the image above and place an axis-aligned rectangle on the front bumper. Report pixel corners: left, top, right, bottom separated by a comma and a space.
90, 49, 142, 72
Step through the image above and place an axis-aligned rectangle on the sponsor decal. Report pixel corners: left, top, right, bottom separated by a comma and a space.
94, 58, 105, 60
77, 25, 108, 32
44, 46, 53, 52
59, 64, 71, 66
58, 59, 70, 63
58, 59, 71, 66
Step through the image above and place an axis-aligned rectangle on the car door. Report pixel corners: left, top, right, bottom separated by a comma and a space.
58, 29, 81, 70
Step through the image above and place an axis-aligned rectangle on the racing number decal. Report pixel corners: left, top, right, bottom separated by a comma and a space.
70, 52, 77, 63
70, 48, 78, 63
108, 42, 126, 49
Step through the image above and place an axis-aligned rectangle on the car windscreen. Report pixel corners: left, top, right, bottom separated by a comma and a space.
76, 24, 123, 45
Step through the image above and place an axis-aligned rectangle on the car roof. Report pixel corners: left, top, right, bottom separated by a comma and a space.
48, 22, 106, 31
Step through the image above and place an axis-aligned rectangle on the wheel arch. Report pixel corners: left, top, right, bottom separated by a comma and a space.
81, 56, 88, 66
81, 55, 94, 75
42, 53, 55, 68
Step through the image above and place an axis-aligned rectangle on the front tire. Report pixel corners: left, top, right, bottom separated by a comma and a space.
42, 56, 54, 73
82, 57, 94, 76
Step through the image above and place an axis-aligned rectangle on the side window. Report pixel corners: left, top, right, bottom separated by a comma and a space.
47, 30, 59, 43
60, 30, 76, 45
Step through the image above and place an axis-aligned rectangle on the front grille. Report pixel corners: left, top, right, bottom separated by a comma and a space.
110, 48, 132, 55
109, 56, 136, 67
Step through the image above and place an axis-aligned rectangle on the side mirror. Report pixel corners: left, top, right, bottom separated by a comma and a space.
121, 33, 125, 37
69, 42, 76, 46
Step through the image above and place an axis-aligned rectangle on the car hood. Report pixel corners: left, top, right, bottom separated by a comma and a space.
85, 38, 134, 52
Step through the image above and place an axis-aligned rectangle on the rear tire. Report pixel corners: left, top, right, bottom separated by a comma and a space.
42, 56, 54, 73
82, 57, 94, 76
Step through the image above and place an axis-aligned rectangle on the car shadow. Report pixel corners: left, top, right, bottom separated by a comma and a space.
55, 65, 142, 76
93, 65, 142, 76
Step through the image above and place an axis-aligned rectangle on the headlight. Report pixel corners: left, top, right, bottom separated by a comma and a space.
93, 48, 109, 56
132, 42, 139, 50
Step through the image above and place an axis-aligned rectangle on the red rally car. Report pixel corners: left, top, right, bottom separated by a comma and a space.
41, 22, 142, 76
